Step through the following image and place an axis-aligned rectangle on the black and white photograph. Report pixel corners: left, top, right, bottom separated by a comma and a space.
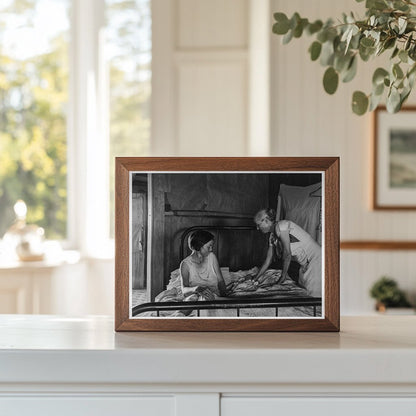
130, 171, 324, 319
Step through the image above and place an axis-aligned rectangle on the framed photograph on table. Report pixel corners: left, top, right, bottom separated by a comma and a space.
374, 106, 416, 209
115, 157, 339, 332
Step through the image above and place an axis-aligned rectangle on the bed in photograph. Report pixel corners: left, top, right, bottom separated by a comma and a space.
133, 222, 322, 318
133, 226, 321, 317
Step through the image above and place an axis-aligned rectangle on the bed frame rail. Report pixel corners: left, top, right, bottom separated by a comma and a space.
132, 297, 322, 317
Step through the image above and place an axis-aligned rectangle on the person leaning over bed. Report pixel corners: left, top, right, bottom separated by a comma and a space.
253, 208, 322, 297
180, 230, 228, 300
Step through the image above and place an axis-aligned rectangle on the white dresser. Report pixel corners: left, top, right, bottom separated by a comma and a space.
1, 315, 416, 415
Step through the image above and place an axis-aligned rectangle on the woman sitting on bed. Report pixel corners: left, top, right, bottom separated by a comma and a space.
180, 230, 228, 300
254, 208, 322, 297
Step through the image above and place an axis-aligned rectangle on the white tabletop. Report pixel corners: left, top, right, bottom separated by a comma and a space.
0, 315, 415, 386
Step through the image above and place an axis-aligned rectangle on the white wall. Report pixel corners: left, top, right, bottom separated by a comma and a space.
152, 0, 251, 156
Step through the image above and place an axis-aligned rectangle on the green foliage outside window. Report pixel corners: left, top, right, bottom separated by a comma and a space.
0, 2, 69, 238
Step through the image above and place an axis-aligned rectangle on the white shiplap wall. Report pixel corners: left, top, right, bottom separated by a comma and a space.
152, 0, 249, 156
271, 0, 416, 313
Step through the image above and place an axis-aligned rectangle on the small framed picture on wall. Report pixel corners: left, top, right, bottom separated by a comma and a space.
374, 106, 416, 209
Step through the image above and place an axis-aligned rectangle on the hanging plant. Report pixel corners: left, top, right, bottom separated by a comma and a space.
272, 0, 416, 115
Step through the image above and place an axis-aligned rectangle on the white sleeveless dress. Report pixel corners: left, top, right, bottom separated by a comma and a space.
276, 220, 322, 297
180, 252, 220, 296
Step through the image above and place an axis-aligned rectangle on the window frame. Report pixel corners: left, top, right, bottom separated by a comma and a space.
68, 0, 111, 257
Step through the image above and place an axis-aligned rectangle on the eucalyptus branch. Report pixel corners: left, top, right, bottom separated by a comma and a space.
272, 0, 416, 114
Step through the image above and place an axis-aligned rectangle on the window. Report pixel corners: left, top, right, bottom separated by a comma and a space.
0, 0, 70, 239
0, 0, 151, 254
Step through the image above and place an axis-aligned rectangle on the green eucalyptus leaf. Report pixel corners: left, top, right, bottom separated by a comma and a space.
359, 44, 375, 61
366, 0, 388, 10
373, 82, 385, 96
393, 63, 404, 79
399, 50, 408, 63
384, 77, 391, 87
307, 20, 323, 35
401, 88, 411, 105
323, 67, 339, 94
360, 37, 375, 48
342, 56, 358, 82
289, 12, 301, 30
333, 35, 341, 51
325, 27, 338, 42
396, 80, 404, 89
317, 29, 328, 43
409, 45, 416, 60
391, 47, 399, 59
352, 91, 369, 115
320, 40, 335, 66
408, 63, 416, 77
334, 52, 351, 72
407, 65, 416, 89
292, 17, 309, 38
282, 29, 294, 44
393, 0, 409, 12
377, 14, 389, 25
273, 13, 290, 35
369, 92, 383, 111
408, 71, 416, 88
405, 34, 413, 51
372, 67, 389, 85
383, 37, 396, 50
309, 41, 322, 61
350, 33, 361, 49
387, 87, 401, 113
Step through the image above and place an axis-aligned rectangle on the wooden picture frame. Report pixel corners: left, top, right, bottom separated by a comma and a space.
373, 106, 416, 210
115, 157, 339, 332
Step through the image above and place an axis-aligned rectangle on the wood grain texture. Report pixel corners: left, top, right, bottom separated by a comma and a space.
115, 159, 130, 330
115, 157, 340, 332
325, 158, 340, 331
341, 241, 416, 250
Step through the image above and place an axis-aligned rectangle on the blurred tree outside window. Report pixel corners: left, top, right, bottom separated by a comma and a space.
0, 0, 151, 244
0, 0, 70, 239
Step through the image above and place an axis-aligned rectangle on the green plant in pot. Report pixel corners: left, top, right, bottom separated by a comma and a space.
272, 0, 416, 115
369, 276, 412, 311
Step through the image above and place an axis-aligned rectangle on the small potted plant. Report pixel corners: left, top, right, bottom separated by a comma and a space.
370, 276, 412, 313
